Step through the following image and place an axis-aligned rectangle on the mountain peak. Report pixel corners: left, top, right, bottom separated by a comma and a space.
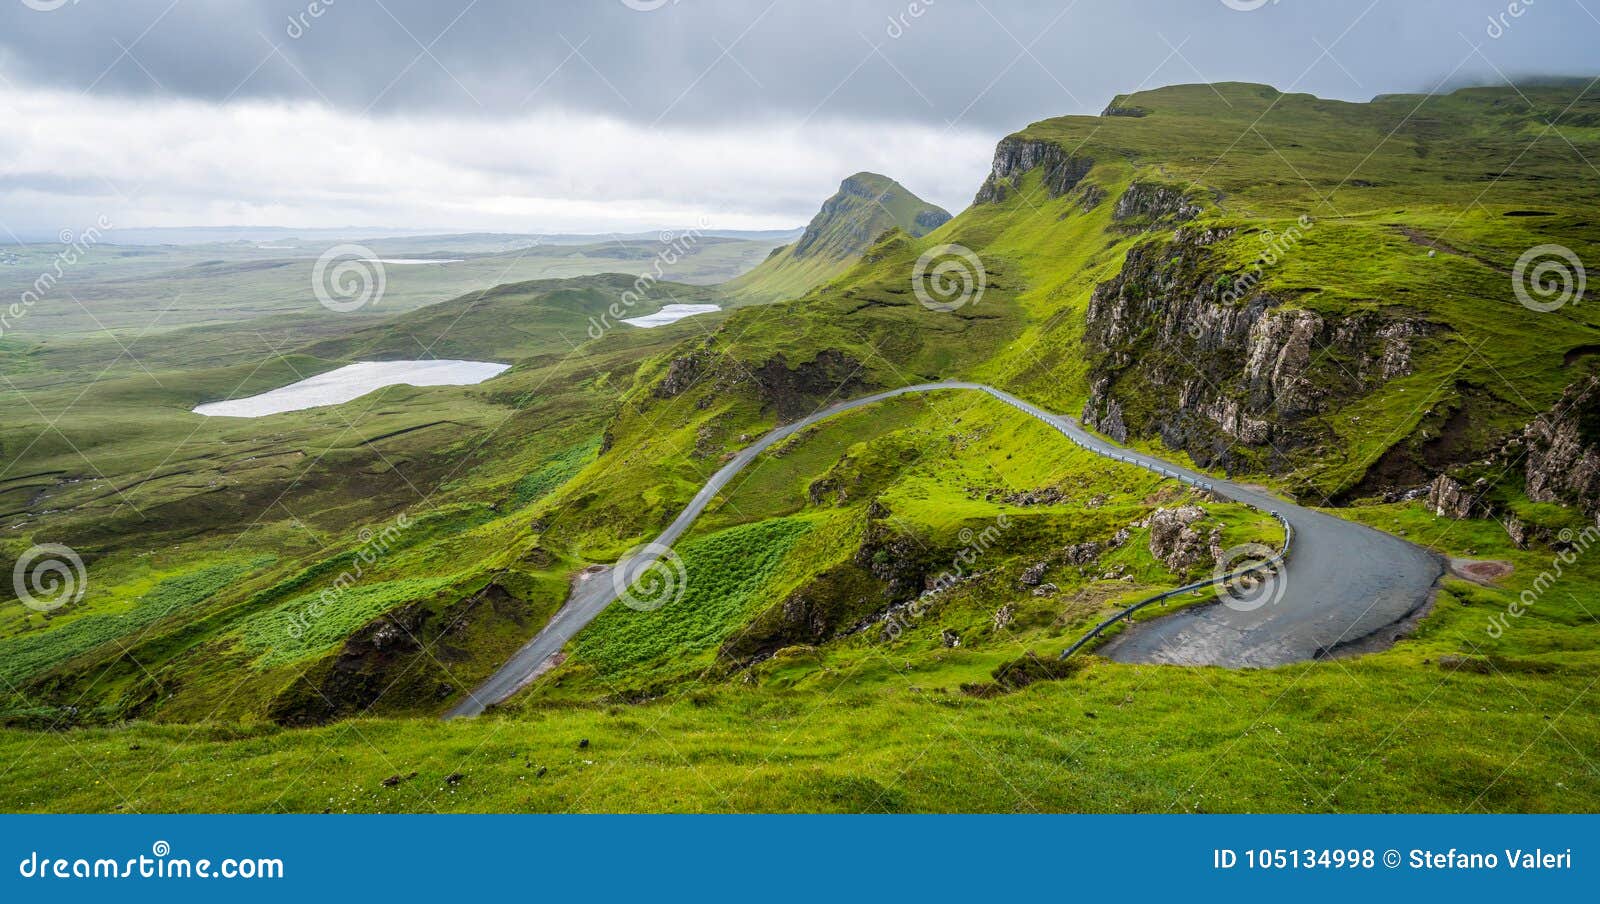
727, 173, 950, 302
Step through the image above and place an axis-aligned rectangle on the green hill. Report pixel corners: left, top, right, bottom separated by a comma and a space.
4, 83, 1599, 814
726, 172, 952, 303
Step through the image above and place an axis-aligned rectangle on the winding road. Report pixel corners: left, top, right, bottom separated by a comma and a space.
446, 382, 1441, 718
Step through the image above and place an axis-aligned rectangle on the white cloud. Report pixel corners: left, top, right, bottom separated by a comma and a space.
0, 83, 996, 237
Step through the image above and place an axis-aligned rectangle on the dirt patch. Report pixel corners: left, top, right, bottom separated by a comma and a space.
1450, 557, 1514, 584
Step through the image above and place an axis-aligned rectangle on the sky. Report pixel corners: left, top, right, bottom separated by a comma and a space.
0, 0, 1596, 239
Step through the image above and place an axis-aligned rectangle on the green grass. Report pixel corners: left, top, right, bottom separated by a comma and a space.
0, 81, 1596, 813
573, 517, 814, 674
235, 575, 465, 668
0, 558, 271, 689
510, 439, 601, 509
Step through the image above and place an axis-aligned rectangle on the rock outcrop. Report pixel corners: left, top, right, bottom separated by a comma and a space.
1079, 227, 1440, 474
1112, 181, 1202, 225
1146, 505, 1221, 573
974, 137, 1093, 204
1522, 375, 1600, 518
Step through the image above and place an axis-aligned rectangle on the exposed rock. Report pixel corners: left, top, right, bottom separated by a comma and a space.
1522, 375, 1600, 519
1147, 505, 1212, 572
1019, 561, 1049, 587
1061, 541, 1102, 566
914, 208, 953, 232
941, 629, 961, 648
1079, 227, 1442, 473
267, 583, 528, 727
1082, 383, 1129, 442
653, 351, 707, 399
1031, 583, 1059, 597
1503, 516, 1529, 549
1427, 474, 1482, 520
1101, 102, 1148, 117
752, 349, 871, 421
993, 604, 1016, 630
1113, 182, 1201, 225
974, 136, 1094, 204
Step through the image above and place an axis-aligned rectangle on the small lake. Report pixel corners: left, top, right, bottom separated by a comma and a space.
193, 360, 510, 418
623, 303, 721, 328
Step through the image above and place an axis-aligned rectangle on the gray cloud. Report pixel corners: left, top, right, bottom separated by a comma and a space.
3, 0, 1595, 129
0, 0, 1595, 236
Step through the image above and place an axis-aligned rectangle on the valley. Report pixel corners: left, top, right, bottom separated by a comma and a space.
1, 82, 1597, 814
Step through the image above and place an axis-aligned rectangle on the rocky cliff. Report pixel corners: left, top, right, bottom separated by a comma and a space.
974, 136, 1094, 204
1522, 374, 1600, 519
1079, 221, 1440, 478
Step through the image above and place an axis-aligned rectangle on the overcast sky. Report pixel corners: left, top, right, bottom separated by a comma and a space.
0, 0, 1595, 238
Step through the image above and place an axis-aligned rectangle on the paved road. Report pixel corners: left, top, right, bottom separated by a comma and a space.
447, 382, 1441, 717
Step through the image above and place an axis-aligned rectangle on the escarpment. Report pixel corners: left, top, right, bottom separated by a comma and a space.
1079, 226, 1440, 477
974, 136, 1094, 204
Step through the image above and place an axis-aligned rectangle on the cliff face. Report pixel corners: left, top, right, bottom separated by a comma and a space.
974, 137, 1094, 204
790, 174, 949, 258
1521, 375, 1600, 519
1079, 224, 1438, 475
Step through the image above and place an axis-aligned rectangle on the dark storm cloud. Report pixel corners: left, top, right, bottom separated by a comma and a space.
2, 0, 1595, 130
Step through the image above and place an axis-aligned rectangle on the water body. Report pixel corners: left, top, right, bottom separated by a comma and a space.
193, 360, 510, 418
360, 258, 465, 265
622, 303, 721, 328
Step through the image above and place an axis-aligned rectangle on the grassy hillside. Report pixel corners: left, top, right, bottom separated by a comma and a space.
3, 83, 1598, 814
726, 172, 951, 304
